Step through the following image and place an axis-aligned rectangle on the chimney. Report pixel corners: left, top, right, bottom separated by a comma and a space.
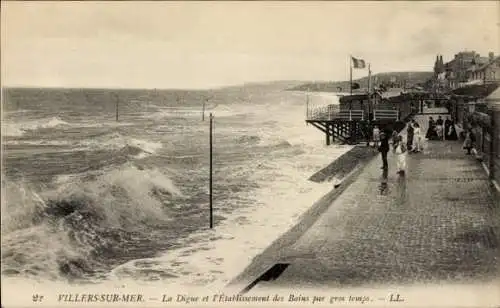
489, 52, 495, 60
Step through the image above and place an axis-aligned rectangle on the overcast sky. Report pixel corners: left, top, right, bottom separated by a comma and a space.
1, 1, 498, 89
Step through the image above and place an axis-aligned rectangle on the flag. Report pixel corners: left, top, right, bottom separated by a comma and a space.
351, 57, 366, 69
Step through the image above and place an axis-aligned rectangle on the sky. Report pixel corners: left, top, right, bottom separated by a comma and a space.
1, 1, 499, 89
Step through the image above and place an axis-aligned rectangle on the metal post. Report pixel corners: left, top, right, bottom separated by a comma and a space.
202, 101, 205, 121
115, 93, 119, 121
489, 110, 496, 181
209, 113, 213, 228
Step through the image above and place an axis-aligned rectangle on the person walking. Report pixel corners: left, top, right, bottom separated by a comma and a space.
406, 121, 414, 152
372, 125, 380, 148
393, 135, 407, 175
378, 130, 390, 169
412, 121, 422, 152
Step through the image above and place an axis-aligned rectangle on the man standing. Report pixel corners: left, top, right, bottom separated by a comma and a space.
372, 125, 380, 148
379, 130, 390, 169
407, 121, 414, 152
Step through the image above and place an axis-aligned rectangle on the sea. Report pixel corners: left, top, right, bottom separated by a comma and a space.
1, 85, 349, 290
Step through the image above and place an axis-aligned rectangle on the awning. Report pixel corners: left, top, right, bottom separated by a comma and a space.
452, 82, 500, 98
486, 87, 500, 111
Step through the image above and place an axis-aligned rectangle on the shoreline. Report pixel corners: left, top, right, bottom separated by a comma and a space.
226, 145, 378, 291
309, 146, 379, 184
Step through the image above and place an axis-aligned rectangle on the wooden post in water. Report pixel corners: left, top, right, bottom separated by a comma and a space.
209, 113, 214, 229
202, 101, 206, 121
115, 93, 119, 121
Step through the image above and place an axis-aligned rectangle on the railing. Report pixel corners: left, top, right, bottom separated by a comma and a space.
373, 109, 399, 121
464, 108, 500, 190
307, 106, 364, 121
307, 105, 338, 120
338, 110, 364, 120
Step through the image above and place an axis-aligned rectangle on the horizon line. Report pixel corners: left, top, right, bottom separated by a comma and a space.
1, 70, 433, 91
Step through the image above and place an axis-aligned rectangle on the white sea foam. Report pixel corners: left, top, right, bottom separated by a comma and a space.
76, 132, 163, 157
2, 117, 69, 137
107, 91, 352, 289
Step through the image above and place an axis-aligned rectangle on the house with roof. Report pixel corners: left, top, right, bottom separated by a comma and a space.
441, 51, 495, 89
466, 53, 500, 85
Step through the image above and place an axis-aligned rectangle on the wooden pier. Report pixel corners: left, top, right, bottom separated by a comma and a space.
305, 89, 444, 145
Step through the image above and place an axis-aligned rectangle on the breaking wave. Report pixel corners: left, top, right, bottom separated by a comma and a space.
2, 117, 69, 137
1, 164, 183, 281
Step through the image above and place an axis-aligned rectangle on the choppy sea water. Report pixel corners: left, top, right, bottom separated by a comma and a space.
1, 87, 349, 289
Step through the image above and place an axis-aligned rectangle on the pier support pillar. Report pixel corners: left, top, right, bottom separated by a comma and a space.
332, 123, 336, 142
326, 123, 331, 145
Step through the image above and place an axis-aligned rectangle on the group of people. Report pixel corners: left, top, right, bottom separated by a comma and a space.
372, 120, 424, 157
405, 120, 423, 153
372, 115, 462, 176
424, 116, 458, 141
371, 113, 479, 177
373, 126, 408, 175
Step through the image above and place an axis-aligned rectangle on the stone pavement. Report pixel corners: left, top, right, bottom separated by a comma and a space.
229, 114, 500, 290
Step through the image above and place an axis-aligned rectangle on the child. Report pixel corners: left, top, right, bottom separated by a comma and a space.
463, 129, 475, 155
435, 124, 443, 140
393, 135, 407, 175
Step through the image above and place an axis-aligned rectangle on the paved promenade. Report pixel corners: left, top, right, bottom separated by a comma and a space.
229, 114, 500, 290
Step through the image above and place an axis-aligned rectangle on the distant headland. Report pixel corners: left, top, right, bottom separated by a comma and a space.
286, 71, 434, 93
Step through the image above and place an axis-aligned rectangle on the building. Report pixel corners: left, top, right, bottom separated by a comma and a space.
442, 51, 491, 89
466, 53, 500, 85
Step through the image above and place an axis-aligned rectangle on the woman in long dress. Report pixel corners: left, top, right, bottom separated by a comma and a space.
412, 122, 422, 152
393, 135, 408, 175
447, 121, 458, 140
425, 117, 437, 140
444, 117, 452, 140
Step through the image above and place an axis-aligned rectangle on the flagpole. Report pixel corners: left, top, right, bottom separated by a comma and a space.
349, 55, 353, 95
368, 63, 371, 123
367, 63, 371, 94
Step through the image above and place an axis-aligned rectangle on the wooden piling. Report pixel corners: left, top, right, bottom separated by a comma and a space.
326, 123, 331, 145
209, 113, 213, 228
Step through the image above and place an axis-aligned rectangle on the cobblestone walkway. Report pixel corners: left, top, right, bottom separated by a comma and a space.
262, 115, 500, 288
